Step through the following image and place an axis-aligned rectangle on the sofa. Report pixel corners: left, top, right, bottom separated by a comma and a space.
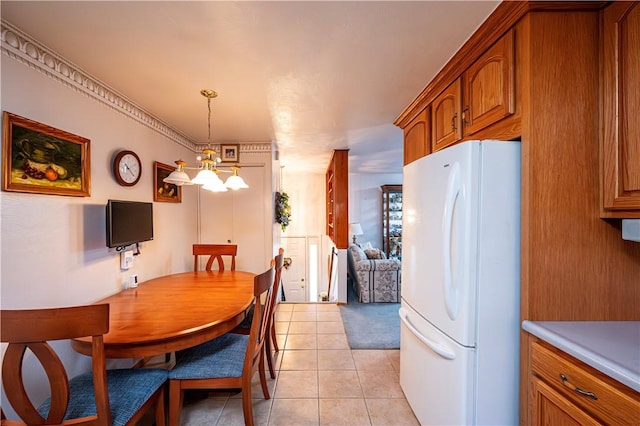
347, 244, 401, 303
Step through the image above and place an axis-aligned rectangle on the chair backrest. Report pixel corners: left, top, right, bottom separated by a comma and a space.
244, 262, 276, 372
271, 248, 285, 309
193, 244, 237, 271
1, 304, 111, 425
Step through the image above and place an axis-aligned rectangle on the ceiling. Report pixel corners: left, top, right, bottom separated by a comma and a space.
1, 1, 499, 174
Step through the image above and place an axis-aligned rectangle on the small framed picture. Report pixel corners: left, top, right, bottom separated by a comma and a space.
153, 161, 182, 203
2, 112, 91, 197
220, 144, 240, 163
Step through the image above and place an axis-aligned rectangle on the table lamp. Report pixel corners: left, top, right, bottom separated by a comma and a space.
349, 223, 364, 244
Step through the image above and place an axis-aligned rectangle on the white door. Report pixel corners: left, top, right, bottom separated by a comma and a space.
281, 237, 307, 302
399, 302, 475, 426
402, 140, 480, 347
198, 165, 267, 274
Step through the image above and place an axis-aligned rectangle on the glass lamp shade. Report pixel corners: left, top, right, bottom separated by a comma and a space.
203, 178, 228, 192
163, 170, 193, 186
191, 169, 221, 186
224, 174, 249, 190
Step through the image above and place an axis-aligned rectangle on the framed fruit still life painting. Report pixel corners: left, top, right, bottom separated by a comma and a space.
154, 161, 182, 203
2, 112, 91, 197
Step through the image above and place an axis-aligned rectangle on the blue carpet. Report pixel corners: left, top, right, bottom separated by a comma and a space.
339, 283, 400, 349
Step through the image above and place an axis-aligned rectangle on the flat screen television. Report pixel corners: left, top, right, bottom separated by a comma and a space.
106, 200, 154, 249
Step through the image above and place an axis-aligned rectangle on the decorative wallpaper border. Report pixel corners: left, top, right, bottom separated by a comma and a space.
0, 20, 271, 154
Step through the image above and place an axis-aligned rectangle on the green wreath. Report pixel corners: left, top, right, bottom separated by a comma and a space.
275, 191, 291, 232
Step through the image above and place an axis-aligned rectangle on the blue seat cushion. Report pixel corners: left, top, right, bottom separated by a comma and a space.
169, 333, 249, 380
236, 305, 255, 329
38, 368, 167, 426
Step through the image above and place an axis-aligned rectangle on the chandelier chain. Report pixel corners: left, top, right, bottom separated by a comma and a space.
207, 96, 212, 146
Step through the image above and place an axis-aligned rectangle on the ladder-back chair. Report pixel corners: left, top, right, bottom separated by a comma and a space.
168, 263, 276, 426
0, 304, 167, 426
193, 243, 237, 271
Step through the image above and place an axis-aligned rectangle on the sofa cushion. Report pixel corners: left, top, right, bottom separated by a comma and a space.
364, 248, 386, 260
353, 259, 401, 272
349, 244, 368, 262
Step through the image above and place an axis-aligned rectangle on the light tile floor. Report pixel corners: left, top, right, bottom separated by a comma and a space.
178, 302, 419, 425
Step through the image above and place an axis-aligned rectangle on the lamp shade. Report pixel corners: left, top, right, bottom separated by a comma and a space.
225, 174, 249, 190
163, 170, 193, 186
191, 169, 220, 186
203, 174, 228, 192
349, 223, 363, 236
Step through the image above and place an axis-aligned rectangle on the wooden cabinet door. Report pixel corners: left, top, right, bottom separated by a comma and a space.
530, 377, 602, 426
431, 78, 462, 152
462, 29, 515, 136
602, 2, 640, 216
403, 107, 430, 165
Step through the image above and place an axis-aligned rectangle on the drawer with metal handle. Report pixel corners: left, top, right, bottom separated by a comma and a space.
530, 339, 640, 425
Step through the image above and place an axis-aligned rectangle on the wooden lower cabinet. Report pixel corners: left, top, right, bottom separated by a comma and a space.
531, 378, 602, 426
529, 340, 640, 426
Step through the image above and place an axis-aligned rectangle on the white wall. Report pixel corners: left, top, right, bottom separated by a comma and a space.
279, 169, 325, 237
349, 172, 402, 249
0, 31, 274, 418
277, 169, 333, 299
0, 58, 201, 308
0, 57, 200, 415
198, 150, 274, 274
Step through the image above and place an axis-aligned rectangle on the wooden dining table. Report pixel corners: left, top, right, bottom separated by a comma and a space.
71, 270, 255, 359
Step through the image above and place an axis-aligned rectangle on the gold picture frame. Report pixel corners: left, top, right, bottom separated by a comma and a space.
154, 161, 182, 203
2, 112, 91, 197
220, 144, 240, 163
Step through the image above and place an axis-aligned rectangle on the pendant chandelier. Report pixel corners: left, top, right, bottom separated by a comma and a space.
163, 89, 248, 192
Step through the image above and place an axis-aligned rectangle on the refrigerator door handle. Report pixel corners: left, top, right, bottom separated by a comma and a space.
399, 308, 456, 360
442, 161, 461, 320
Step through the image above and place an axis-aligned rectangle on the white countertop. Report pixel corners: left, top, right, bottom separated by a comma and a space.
522, 320, 640, 393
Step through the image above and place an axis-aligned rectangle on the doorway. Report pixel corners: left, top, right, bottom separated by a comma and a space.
281, 236, 321, 302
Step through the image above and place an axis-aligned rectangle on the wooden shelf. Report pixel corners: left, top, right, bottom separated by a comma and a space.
326, 150, 349, 248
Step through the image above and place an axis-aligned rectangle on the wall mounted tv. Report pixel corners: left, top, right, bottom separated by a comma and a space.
106, 200, 154, 249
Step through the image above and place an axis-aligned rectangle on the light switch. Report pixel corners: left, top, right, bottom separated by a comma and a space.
622, 219, 640, 242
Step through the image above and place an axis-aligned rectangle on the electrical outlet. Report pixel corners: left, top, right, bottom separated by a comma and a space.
129, 274, 138, 288
120, 250, 134, 270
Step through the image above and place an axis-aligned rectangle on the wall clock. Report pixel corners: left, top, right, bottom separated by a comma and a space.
113, 150, 142, 186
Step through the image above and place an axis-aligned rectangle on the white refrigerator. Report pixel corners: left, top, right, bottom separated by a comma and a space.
399, 140, 521, 425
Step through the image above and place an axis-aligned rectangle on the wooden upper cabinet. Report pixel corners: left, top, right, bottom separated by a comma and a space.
403, 107, 430, 165
431, 78, 462, 152
601, 2, 640, 217
462, 29, 515, 136
326, 149, 349, 249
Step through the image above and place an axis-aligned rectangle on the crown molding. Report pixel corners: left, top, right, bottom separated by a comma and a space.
1, 20, 197, 150
1, 20, 272, 154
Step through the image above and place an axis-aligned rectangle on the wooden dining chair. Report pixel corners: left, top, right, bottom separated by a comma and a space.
269, 248, 286, 354
167, 263, 276, 426
0, 304, 167, 426
193, 243, 237, 271
231, 248, 285, 379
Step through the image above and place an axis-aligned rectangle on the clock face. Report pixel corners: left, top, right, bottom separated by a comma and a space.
113, 150, 141, 186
